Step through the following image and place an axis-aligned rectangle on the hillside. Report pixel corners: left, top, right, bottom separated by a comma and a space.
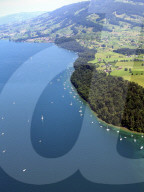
0, 0, 143, 48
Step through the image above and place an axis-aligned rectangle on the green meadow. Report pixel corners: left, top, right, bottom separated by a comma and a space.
90, 51, 144, 87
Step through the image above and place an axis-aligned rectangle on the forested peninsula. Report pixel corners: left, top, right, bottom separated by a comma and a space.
71, 64, 144, 133
56, 37, 144, 133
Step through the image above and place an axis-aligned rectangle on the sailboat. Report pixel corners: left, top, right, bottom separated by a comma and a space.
140, 146, 144, 150
106, 126, 110, 132
41, 115, 44, 121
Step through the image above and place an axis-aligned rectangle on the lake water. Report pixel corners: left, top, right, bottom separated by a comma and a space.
0, 40, 144, 191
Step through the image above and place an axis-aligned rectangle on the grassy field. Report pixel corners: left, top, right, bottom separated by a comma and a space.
90, 51, 144, 87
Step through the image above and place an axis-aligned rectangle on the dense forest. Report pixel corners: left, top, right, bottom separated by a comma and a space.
71, 64, 144, 133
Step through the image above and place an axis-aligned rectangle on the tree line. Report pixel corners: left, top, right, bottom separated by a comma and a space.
71, 64, 144, 133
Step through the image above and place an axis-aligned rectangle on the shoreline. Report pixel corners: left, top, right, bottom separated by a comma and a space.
77, 90, 144, 137
3, 38, 144, 136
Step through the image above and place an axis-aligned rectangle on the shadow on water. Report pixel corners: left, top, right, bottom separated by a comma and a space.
0, 170, 144, 192
31, 69, 85, 158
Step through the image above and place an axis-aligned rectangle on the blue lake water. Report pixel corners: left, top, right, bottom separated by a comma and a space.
0, 40, 144, 191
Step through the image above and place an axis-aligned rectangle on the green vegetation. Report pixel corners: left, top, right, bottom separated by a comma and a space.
71, 65, 144, 133
90, 50, 144, 88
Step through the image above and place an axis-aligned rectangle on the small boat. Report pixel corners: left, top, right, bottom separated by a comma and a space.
106, 126, 110, 132
140, 146, 144, 150
41, 116, 44, 121
79, 110, 82, 113
92, 121, 94, 124
134, 139, 136, 143
100, 126, 103, 128
120, 138, 123, 141
124, 137, 127, 139
117, 131, 120, 133
1, 133, 4, 136
70, 102, 73, 106
2, 150, 6, 153
23, 169, 27, 172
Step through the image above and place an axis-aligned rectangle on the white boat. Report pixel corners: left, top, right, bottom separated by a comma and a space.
41, 115, 44, 121
140, 146, 144, 150
134, 139, 136, 143
23, 169, 27, 172
120, 138, 123, 141
106, 126, 110, 132
117, 131, 120, 133
70, 102, 73, 106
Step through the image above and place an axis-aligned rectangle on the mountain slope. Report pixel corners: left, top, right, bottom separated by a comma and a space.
0, 0, 143, 48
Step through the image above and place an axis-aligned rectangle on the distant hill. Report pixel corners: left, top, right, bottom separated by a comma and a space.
0, 0, 143, 51
0, 12, 45, 25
